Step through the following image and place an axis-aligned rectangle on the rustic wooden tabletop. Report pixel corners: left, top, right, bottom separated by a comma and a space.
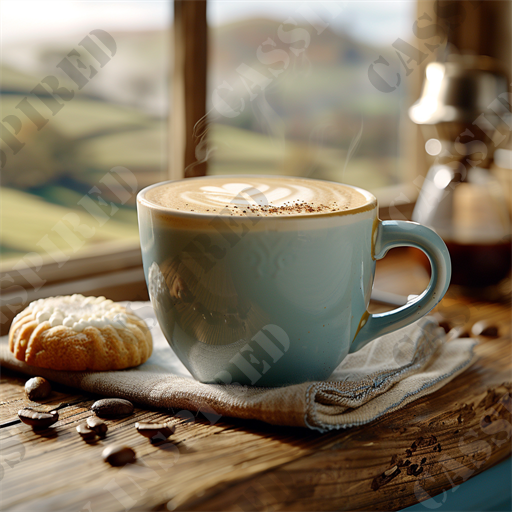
1, 250, 511, 512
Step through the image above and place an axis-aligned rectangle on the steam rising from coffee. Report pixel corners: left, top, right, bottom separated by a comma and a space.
184, 5, 364, 183
252, 90, 286, 152
185, 107, 365, 183
184, 109, 218, 178
342, 117, 364, 176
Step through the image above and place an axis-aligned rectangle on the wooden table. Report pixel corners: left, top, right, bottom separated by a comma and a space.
1, 250, 511, 511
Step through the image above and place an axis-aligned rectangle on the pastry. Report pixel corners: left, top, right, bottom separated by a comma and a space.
9, 295, 152, 371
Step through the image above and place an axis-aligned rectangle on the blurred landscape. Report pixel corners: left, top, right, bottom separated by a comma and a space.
208, 18, 405, 185
1, 16, 408, 264
1, 29, 169, 263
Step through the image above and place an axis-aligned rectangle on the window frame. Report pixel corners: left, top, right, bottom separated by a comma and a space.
3, 0, 509, 332
0, 0, 421, 331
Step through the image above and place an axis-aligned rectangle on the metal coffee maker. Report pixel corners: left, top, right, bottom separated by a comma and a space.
409, 54, 511, 287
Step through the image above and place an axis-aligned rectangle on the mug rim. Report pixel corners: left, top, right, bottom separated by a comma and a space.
137, 174, 378, 220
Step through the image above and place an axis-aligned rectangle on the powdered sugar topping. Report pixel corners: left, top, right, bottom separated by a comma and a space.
28, 294, 128, 332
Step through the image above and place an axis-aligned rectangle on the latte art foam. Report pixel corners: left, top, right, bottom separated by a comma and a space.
144, 176, 370, 216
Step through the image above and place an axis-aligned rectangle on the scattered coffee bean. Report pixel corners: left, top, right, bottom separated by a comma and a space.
471, 321, 499, 337
76, 422, 96, 441
18, 408, 59, 429
102, 445, 136, 466
91, 399, 134, 418
135, 422, 175, 440
24, 377, 52, 401
86, 416, 108, 437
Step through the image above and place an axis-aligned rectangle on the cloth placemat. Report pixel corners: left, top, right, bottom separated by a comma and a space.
0, 302, 478, 432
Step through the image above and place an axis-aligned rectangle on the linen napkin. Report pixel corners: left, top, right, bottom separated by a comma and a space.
0, 301, 478, 432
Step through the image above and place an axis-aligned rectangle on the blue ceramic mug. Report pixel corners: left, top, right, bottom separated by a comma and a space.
137, 176, 451, 387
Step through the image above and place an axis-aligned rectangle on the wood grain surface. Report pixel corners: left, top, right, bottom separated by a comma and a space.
1, 252, 511, 512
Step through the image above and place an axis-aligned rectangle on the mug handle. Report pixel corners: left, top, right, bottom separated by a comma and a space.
350, 220, 451, 353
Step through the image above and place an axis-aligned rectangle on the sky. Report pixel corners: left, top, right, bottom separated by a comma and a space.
209, 1, 417, 46
1, 0, 416, 47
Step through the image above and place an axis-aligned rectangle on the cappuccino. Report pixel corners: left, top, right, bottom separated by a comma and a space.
144, 176, 370, 216
137, 175, 451, 386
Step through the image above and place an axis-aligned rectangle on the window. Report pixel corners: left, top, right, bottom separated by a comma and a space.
2, 0, 510, 329
206, 1, 417, 191
1, 1, 171, 269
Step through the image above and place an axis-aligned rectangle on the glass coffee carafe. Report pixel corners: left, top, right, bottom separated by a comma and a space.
409, 55, 511, 287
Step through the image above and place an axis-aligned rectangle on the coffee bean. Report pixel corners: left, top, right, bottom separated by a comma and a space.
25, 377, 52, 401
18, 408, 58, 429
102, 445, 136, 466
86, 416, 108, 437
91, 399, 134, 418
135, 422, 175, 440
471, 321, 499, 337
76, 422, 96, 441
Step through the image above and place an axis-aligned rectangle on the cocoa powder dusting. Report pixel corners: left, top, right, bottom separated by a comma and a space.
225, 200, 343, 216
